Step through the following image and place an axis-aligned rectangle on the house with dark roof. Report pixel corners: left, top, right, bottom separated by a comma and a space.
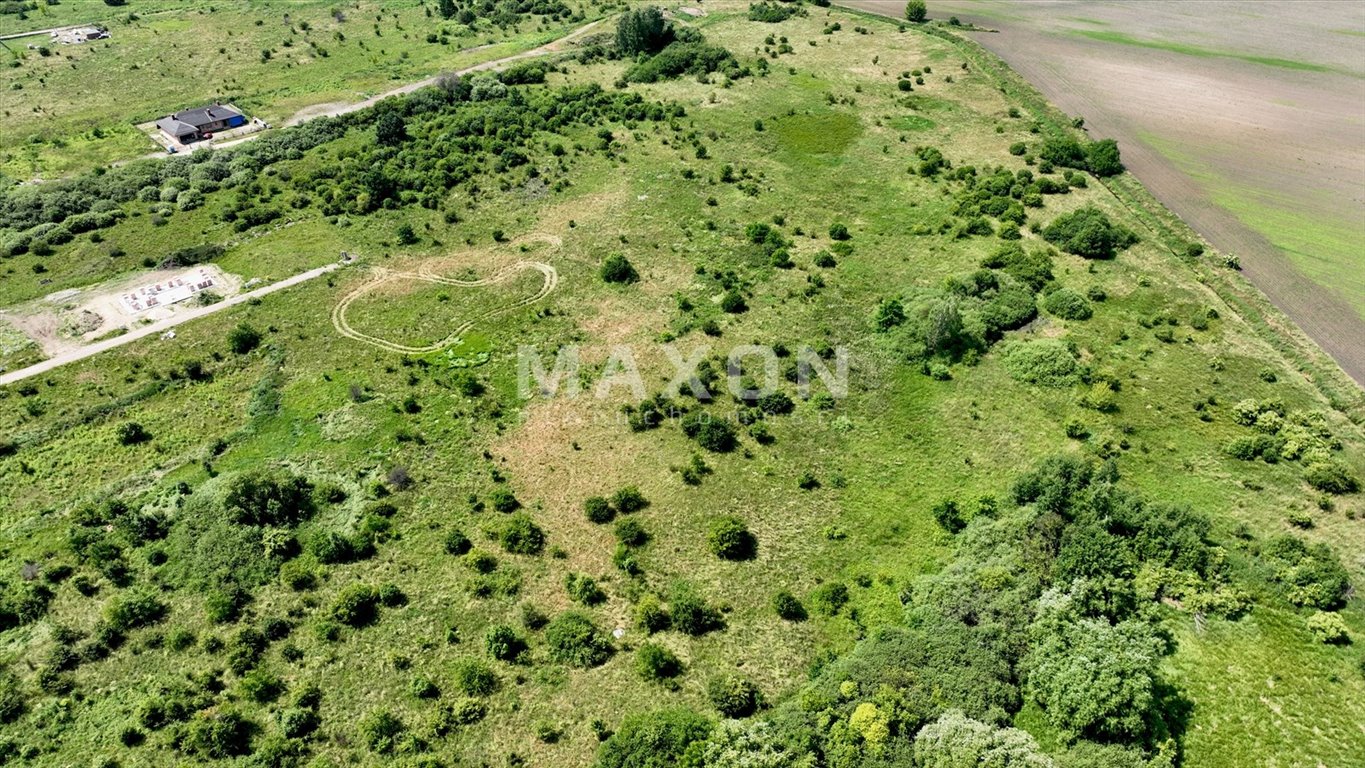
155, 104, 247, 144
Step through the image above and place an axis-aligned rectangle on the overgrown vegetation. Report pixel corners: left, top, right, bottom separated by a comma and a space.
0, 4, 1359, 768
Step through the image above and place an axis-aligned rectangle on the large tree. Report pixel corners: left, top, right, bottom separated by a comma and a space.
906, 0, 928, 23
914, 710, 1053, 768
1023, 588, 1164, 741
616, 6, 671, 55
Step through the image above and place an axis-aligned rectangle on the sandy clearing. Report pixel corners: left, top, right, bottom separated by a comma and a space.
0, 262, 339, 387
839, 1, 1365, 386
1, 265, 241, 357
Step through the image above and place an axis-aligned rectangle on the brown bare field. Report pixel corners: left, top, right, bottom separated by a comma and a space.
841, 0, 1365, 386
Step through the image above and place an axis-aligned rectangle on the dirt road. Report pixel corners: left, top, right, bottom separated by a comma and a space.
0, 262, 341, 387
0, 23, 86, 41
839, 1, 1365, 386
280, 19, 604, 128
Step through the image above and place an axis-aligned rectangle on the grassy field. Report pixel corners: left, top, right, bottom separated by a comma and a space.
0, 0, 604, 180
0, 3, 1362, 767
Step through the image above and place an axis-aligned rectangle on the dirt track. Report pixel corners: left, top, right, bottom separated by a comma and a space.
332, 234, 562, 354
281, 19, 604, 127
839, 1, 1365, 386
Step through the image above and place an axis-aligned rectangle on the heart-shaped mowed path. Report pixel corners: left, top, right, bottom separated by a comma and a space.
332, 236, 559, 354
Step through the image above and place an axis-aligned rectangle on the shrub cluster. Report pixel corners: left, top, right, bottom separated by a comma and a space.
1041, 206, 1137, 259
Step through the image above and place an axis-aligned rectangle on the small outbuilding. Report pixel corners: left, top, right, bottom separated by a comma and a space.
155, 104, 247, 144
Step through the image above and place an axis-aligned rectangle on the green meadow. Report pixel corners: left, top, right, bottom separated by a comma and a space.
0, 3, 1361, 767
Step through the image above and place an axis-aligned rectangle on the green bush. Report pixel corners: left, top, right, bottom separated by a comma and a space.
1086, 139, 1124, 177
810, 581, 849, 615
1001, 339, 1081, 387
464, 549, 498, 573
749, 1, 801, 22
681, 413, 738, 452
0, 670, 25, 724
612, 486, 650, 513
358, 709, 405, 754
116, 422, 152, 446
707, 516, 757, 560
670, 585, 724, 636
914, 710, 1051, 768
240, 669, 285, 704
636, 643, 684, 682
545, 611, 614, 668
982, 243, 1053, 291
566, 573, 607, 606
1040, 137, 1087, 169
905, 0, 927, 22
1041, 206, 1136, 259
499, 513, 546, 555
601, 254, 639, 284
707, 674, 762, 718
185, 709, 254, 759
499, 62, 547, 85
626, 39, 743, 84
331, 584, 380, 627
616, 5, 671, 55
485, 624, 524, 661
451, 658, 499, 696
720, 290, 748, 314
636, 595, 671, 633
1042, 288, 1094, 321
409, 675, 439, 700
874, 297, 907, 331
595, 709, 712, 768
1024, 605, 1162, 741
228, 323, 263, 355
377, 583, 406, 607
1304, 460, 1360, 494
1263, 535, 1350, 609
980, 282, 1037, 337
1308, 612, 1350, 644
772, 590, 807, 621
222, 470, 315, 527
932, 499, 966, 533
615, 518, 649, 547
308, 531, 356, 564
489, 487, 520, 513
443, 529, 472, 555
105, 592, 168, 632
584, 496, 615, 524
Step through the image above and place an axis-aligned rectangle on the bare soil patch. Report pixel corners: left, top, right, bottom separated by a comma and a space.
2, 265, 240, 357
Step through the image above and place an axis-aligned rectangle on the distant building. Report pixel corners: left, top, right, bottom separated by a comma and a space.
155, 104, 246, 144
52, 26, 109, 45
